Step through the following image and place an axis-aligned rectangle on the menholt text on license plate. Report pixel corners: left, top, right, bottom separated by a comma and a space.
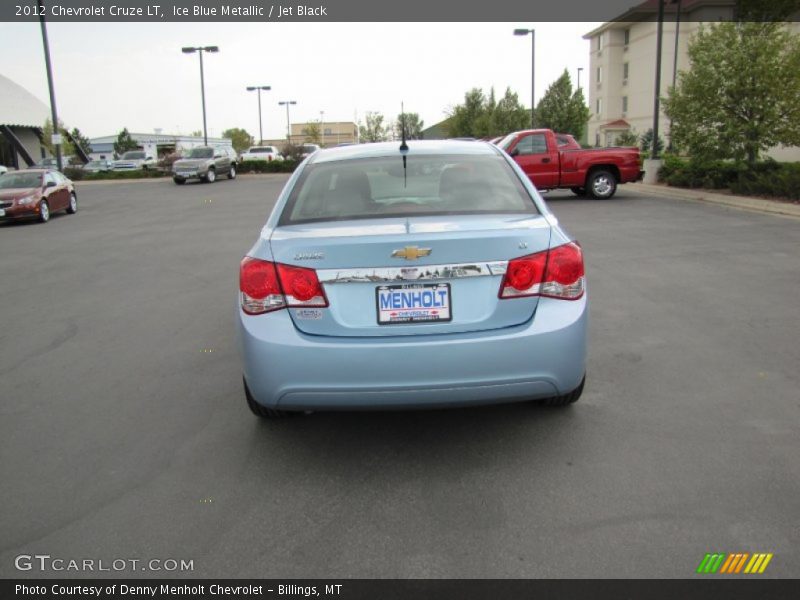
376, 283, 452, 324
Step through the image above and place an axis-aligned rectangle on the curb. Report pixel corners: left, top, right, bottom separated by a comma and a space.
628, 183, 800, 219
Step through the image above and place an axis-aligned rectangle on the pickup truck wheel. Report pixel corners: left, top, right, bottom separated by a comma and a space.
570, 187, 586, 197
587, 170, 617, 199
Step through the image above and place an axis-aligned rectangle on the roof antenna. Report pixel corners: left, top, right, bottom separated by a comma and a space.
399, 102, 408, 187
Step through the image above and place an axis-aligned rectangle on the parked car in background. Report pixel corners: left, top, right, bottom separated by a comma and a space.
299, 144, 321, 158
172, 145, 237, 184
240, 146, 282, 162
0, 168, 77, 223
237, 141, 587, 418
83, 159, 114, 173
113, 150, 155, 171
498, 129, 643, 199
0, 165, 7, 176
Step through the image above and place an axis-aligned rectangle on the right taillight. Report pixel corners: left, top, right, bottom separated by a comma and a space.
500, 242, 585, 300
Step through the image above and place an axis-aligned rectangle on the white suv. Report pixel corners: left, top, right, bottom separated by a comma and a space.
240, 146, 282, 162
113, 151, 156, 171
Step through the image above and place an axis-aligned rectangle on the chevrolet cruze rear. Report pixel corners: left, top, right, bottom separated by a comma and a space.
237, 141, 587, 416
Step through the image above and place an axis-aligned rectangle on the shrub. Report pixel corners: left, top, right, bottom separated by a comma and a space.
237, 159, 299, 174
730, 163, 800, 200
64, 168, 169, 181
661, 157, 800, 199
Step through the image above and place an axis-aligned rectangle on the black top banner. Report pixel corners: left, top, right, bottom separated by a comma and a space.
2, 0, 799, 22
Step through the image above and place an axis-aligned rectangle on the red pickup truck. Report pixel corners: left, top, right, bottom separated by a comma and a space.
498, 129, 643, 199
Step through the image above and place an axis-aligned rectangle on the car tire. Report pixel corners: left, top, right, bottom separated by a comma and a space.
586, 169, 617, 199
538, 376, 585, 407
228, 164, 236, 180
570, 187, 586, 197
173, 177, 186, 185
38, 199, 50, 223
203, 168, 216, 184
66, 192, 77, 214
244, 377, 296, 419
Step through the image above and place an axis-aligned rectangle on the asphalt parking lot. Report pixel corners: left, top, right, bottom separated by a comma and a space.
1, 174, 798, 578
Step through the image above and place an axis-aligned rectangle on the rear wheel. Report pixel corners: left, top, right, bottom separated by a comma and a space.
587, 169, 617, 199
228, 164, 237, 180
244, 377, 296, 419
538, 376, 585, 407
38, 199, 50, 223
570, 187, 586, 197
66, 192, 78, 214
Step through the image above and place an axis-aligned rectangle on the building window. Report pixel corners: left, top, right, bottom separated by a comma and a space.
596, 98, 602, 115
623, 62, 629, 80
622, 96, 628, 113
624, 28, 630, 45
596, 66, 602, 85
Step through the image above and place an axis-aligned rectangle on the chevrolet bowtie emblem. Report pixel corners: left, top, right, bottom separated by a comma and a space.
391, 246, 432, 260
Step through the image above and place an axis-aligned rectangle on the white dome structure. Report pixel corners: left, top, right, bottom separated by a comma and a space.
0, 73, 51, 169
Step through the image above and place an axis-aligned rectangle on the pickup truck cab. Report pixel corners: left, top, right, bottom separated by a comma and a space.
498, 129, 642, 199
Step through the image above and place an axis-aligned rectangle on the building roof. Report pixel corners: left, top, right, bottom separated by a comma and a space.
599, 119, 631, 130
583, 0, 734, 38
0, 73, 51, 128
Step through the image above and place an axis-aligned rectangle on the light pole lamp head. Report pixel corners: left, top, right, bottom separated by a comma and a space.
181, 47, 197, 53
514, 29, 532, 36
203, 46, 219, 53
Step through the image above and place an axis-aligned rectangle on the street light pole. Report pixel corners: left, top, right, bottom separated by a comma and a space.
182, 45, 219, 145
320, 110, 325, 147
247, 85, 271, 144
37, 0, 62, 170
278, 101, 297, 143
669, 0, 683, 152
514, 28, 536, 128
651, 0, 666, 160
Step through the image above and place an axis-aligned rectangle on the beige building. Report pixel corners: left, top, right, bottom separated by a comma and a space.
583, 1, 800, 160
288, 121, 358, 147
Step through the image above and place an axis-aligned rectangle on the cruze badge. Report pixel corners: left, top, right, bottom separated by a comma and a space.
391, 246, 432, 260
294, 252, 325, 260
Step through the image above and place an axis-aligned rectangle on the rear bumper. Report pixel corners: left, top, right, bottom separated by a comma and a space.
237, 295, 587, 410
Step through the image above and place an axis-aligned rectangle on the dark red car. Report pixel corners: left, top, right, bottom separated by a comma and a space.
0, 169, 77, 223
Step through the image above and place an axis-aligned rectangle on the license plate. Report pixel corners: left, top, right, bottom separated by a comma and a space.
376, 283, 451, 324
179, 171, 196, 177
0, 209, 5, 216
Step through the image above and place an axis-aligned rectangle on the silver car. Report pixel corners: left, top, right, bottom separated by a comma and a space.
172, 146, 237, 184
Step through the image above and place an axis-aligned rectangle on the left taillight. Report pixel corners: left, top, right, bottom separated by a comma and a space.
240, 257, 328, 315
240, 257, 286, 315
499, 242, 585, 301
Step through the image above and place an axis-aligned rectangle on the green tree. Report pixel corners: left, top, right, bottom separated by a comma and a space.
113, 128, 138, 157
42, 118, 76, 159
663, 20, 800, 165
615, 130, 639, 147
639, 128, 664, 156
492, 88, 530, 136
304, 121, 322, 144
359, 112, 390, 143
69, 127, 92, 156
534, 69, 591, 139
446, 87, 528, 138
222, 127, 253, 153
395, 112, 424, 139
191, 130, 202, 138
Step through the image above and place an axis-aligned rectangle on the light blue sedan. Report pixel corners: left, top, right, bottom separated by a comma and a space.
237, 140, 587, 417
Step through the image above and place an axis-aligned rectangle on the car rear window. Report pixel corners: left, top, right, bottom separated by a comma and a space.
279, 154, 538, 225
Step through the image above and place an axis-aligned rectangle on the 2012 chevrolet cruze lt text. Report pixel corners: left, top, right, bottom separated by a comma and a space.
236, 140, 587, 417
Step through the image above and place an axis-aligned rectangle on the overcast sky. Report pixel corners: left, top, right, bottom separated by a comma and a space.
0, 21, 599, 140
